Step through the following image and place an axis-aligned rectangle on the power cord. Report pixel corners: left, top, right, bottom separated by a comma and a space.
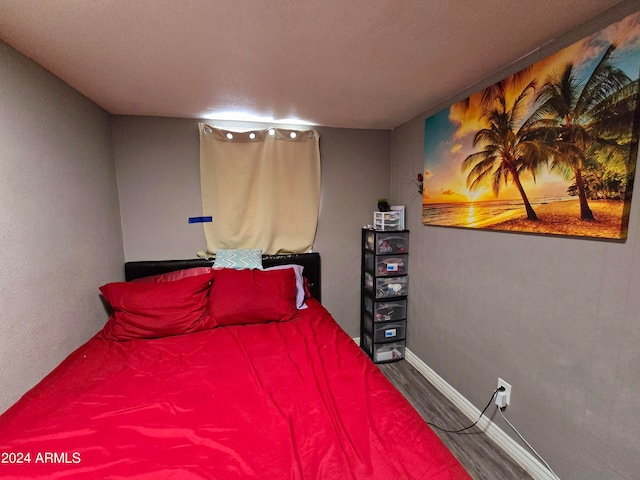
427, 387, 500, 434
498, 409, 560, 480
428, 385, 560, 479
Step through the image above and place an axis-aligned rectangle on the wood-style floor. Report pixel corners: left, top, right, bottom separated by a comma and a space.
378, 360, 534, 480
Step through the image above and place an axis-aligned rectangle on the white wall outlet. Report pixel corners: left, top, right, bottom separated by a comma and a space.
498, 378, 512, 406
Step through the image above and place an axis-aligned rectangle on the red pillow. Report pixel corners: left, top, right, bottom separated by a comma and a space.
209, 268, 297, 327
99, 272, 215, 341
132, 267, 212, 283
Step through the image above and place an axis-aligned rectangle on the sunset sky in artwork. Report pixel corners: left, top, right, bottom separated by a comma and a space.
423, 11, 640, 205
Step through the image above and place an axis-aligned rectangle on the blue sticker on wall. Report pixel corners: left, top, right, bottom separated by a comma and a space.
188, 216, 213, 224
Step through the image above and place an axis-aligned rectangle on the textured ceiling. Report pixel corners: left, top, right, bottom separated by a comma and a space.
0, 0, 627, 129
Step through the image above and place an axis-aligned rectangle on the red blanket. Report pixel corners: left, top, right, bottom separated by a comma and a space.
0, 300, 469, 479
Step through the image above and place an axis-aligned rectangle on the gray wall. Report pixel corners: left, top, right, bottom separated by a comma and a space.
0, 41, 125, 413
112, 116, 390, 336
389, 2, 640, 479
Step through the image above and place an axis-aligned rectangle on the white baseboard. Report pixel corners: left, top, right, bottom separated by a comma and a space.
404, 349, 558, 480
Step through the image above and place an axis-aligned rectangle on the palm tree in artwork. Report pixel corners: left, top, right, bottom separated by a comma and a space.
461, 67, 533, 111
462, 81, 552, 220
525, 44, 637, 220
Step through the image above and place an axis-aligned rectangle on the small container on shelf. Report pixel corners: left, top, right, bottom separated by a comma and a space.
373, 206, 405, 231
374, 211, 401, 230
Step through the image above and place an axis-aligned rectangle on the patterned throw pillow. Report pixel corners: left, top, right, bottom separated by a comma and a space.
213, 249, 263, 270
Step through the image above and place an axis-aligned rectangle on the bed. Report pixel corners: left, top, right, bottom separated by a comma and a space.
0, 253, 470, 479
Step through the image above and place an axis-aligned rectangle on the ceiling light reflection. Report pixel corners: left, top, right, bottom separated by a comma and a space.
200, 109, 315, 127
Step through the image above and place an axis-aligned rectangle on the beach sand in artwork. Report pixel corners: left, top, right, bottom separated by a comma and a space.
485, 199, 628, 238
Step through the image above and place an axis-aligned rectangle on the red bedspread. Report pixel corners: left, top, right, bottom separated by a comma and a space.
0, 299, 469, 479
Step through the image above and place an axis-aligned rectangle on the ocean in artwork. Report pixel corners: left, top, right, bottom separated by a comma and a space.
423, 197, 574, 228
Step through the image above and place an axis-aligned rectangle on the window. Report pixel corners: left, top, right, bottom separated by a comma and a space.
199, 124, 321, 255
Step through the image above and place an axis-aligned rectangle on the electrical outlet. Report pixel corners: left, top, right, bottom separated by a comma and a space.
497, 378, 512, 406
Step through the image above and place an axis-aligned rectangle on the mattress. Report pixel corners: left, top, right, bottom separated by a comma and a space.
0, 298, 469, 479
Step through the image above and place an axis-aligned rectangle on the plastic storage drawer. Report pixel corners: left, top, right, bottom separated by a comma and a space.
372, 320, 406, 343
376, 254, 408, 276
363, 230, 409, 255
364, 297, 407, 322
374, 341, 406, 363
363, 314, 407, 342
364, 252, 408, 276
364, 275, 408, 298
373, 232, 409, 255
374, 299, 407, 322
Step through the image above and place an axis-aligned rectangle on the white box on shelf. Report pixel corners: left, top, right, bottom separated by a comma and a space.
373, 205, 405, 230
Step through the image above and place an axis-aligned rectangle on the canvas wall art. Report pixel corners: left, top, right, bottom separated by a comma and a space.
423, 12, 640, 239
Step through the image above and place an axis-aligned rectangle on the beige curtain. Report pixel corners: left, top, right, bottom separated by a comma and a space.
199, 124, 321, 255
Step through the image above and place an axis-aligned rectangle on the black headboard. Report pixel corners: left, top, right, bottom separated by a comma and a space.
124, 253, 321, 302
